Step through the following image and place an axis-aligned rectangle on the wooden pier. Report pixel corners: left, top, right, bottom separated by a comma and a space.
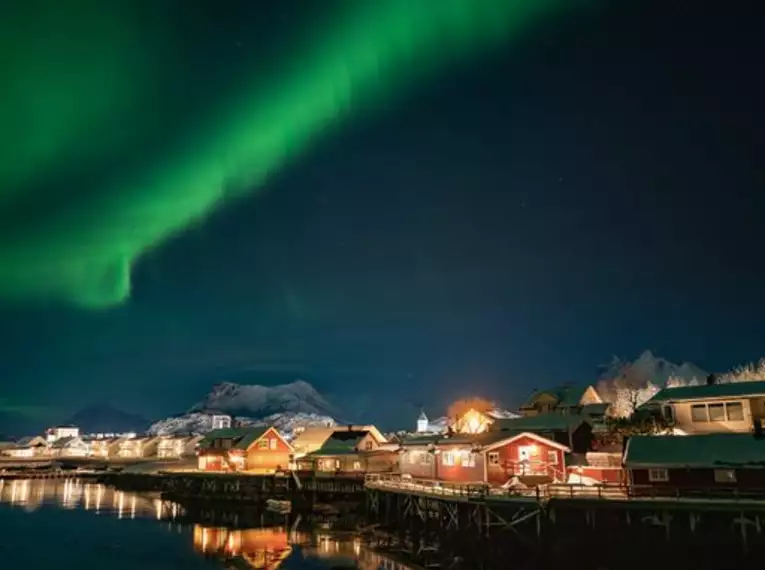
106, 471, 367, 512
364, 474, 765, 568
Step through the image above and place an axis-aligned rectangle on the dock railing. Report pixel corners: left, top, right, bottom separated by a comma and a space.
365, 474, 765, 504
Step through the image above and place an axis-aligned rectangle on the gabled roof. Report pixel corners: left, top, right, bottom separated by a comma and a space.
398, 430, 568, 452
625, 434, 765, 468
492, 414, 590, 433
290, 427, 336, 450
16, 436, 47, 447
520, 385, 596, 409
643, 381, 765, 406
418, 410, 428, 421
50, 436, 85, 449
199, 427, 270, 450
483, 431, 570, 452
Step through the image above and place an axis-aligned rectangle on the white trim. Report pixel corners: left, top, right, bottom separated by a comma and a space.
248, 427, 295, 453
482, 431, 570, 453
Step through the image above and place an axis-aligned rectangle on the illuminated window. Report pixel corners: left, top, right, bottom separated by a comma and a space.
708, 404, 725, 422
269, 438, 277, 450
258, 439, 269, 449
442, 452, 455, 466
488, 452, 500, 466
714, 469, 736, 483
460, 450, 475, 467
547, 450, 558, 465
648, 468, 669, 482
691, 405, 708, 422
353, 461, 362, 470
726, 402, 744, 421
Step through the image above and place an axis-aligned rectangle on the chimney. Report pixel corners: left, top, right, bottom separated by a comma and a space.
706, 374, 717, 386
755, 419, 763, 439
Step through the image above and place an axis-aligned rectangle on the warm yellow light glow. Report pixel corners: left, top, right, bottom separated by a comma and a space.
460, 408, 488, 434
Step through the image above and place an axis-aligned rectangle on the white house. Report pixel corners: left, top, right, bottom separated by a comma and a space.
211, 415, 232, 430
50, 436, 90, 457
417, 410, 429, 433
46, 426, 80, 443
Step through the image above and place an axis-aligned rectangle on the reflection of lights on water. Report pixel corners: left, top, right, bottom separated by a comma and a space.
95, 484, 103, 513
130, 495, 137, 519
154, 499, 163, 520
116, 491, 125, 519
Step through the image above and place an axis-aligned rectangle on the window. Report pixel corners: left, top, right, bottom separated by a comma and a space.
691, 404, 708, 422
258, 439, 269, 449
708, 404, 725, 422
714, 469, 737, 484
648, 468, 669, 482
365, 440, 373, 451
269, 438, 278, 450
726, 402, 744, 421
422, 452, 433, 465
488, 452, 500, 466
460, 450, 475, 468
662, 405, 675, 423
547, 450, 558, 465
442, 451, 455, 466
352, 461, 362, 470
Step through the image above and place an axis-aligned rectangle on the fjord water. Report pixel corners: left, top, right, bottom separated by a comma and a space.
0, 478, 406, 569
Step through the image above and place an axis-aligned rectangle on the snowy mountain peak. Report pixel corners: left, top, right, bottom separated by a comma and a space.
190, 379, 335, 418
599, 350, 707, 388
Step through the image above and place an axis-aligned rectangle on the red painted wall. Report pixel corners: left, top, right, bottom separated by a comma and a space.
486, 436, 566, 484
436, 446, 485, 483
245, 428, 292, 471
631, 467, 765, 491
398, 448, 437, 479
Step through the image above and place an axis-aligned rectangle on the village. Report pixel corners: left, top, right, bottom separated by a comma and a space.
4, 377, 765, 499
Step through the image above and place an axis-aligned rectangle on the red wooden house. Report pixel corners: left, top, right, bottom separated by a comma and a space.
398, 431, 569, 485
625, 433, 765, 494
197, 426, 293, 473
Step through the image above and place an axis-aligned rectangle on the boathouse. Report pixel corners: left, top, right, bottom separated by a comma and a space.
197, 426, 292, 473
624, 433, 765, 491
398, 431, 570, 485
519, 384, 603, 417
490, 414, 594, 453
157, 435, 204, 459
296, 426, 395, 475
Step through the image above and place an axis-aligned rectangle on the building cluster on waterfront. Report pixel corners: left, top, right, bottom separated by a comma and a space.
5, 379, 765, 495
0, 425, 204, 462
193, 379, 765, 495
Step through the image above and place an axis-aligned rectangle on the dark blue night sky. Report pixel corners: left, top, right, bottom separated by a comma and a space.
0, 0, 762, 430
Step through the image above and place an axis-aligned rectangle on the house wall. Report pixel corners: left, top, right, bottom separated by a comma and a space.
630, 467, 765, 490
245, 429, 292, 472
398, 448, 437, 479
435, 445, 485, 483
356, 433, 380, 452
672, 398, 754, 434
198, 454, 225, 471
485, 435, 566, 484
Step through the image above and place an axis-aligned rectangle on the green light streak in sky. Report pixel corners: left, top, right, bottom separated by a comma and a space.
0, 0, 564, 307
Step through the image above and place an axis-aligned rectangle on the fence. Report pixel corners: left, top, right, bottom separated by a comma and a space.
365, 474, 765, 504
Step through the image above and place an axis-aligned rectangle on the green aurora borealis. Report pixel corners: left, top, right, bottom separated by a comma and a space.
0, 0, 565, 307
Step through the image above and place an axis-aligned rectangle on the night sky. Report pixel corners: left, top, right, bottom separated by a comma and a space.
0, 0, 762, 431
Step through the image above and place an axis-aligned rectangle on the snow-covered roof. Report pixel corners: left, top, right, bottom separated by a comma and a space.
625, 434, 765, 468
643, 381, 765, 406
291, 427, 337, 451
199, 427, 271, 451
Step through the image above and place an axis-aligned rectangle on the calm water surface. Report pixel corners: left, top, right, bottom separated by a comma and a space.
0, 478, 409, 569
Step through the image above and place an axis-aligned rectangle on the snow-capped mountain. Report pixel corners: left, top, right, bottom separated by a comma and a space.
190, 380, 335, 417
148, 380, 338, 437
598, 350, 707, 388
148, 411, 336, 438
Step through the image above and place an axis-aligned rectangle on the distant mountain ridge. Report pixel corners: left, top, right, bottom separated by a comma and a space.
190, 379, 335, 417
148, 380, 338, 437
598, 350, 707, 388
